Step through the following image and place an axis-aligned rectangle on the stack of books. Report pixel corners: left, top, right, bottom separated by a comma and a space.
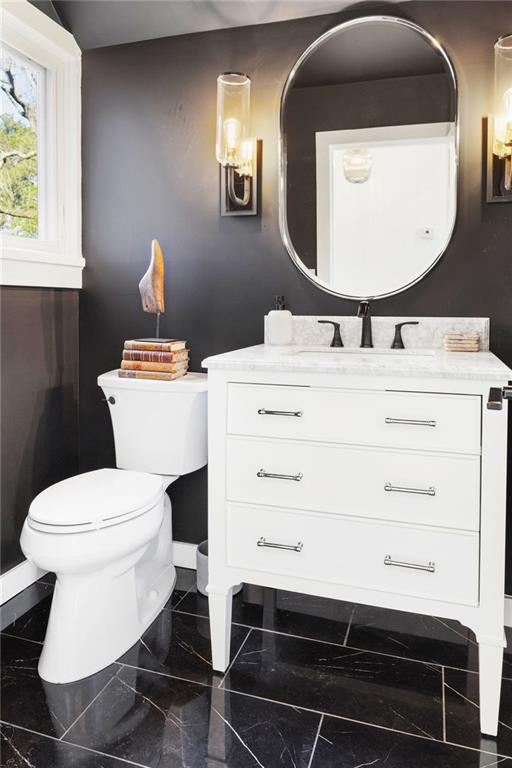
118, 338, 189, 381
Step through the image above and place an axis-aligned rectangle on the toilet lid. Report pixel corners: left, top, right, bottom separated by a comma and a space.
28, 469, 163, 528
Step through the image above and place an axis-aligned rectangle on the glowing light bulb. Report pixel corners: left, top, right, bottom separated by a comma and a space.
223, 118, 241, 163
238, 138, 254, 176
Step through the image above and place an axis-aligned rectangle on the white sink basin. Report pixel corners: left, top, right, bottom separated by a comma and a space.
289, 348, 436, 361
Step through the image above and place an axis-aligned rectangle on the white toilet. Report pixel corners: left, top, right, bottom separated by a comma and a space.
20, 370, 207, 684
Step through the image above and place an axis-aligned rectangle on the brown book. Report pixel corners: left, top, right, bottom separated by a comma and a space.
120, 360, 188, 373
118, 369, 188, 381
122, 349, 189, 363
124, 338, 187, 352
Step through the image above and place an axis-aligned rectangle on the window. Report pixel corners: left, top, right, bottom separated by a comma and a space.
1, 45, 44, 238
0, 0, 83, 288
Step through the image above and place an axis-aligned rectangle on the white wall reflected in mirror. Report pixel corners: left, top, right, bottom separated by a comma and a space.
316, 122, 456, 297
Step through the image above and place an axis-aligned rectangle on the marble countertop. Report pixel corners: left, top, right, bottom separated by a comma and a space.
202, 344, 512, 381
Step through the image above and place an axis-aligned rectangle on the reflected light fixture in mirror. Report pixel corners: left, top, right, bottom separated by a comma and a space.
343, 148, 373, 183
492, 34, 512, 195
216, 72, 258, 216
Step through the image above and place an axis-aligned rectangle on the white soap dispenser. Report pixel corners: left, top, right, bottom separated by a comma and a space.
266, 295, 293, 346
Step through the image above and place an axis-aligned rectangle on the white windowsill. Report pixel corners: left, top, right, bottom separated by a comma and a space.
0, 255, 85, 289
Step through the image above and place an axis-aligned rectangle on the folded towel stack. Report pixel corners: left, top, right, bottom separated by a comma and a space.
443, 332, 480, 352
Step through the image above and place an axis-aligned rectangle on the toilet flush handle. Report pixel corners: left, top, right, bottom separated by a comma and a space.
101, 396, 116, 405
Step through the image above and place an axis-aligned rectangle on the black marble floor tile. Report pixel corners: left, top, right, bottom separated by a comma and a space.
346, 604, 482, 671
0, 635, 119, 738
174, 566, 198, 594
37, 572, 56, 586
223, 629, 443, 739
0, 723, 133, 768
64, 664, 321, 768
119, 609, 249, 687
1, 589, 53, 644
310, 716, 512, 767
444, 667, 512, 758
176, 583, 354, 646
0, 581, 53, 634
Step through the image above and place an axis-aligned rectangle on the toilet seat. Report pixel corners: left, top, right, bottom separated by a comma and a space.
28, 468, 163, 535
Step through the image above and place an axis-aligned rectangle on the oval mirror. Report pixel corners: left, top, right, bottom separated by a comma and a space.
280, 16, 457, 300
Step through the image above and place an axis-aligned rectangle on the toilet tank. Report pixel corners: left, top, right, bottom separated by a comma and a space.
97, 370, 207, 476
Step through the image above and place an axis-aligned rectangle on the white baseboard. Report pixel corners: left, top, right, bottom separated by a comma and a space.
173, 541, 197, 570
505, 596, 512, 629
0, 559, 47, 605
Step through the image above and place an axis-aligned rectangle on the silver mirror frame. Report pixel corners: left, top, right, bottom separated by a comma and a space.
278, 15, 459, 301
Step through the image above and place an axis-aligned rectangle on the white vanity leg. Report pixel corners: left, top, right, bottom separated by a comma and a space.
208, 585, 234, 672
478, 639, 504, 736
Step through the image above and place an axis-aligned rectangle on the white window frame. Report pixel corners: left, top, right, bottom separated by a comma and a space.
0, 0, 83, 288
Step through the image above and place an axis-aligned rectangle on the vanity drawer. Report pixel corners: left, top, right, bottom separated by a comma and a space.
227, 384, 481, 454
226, 504, 479, 606
226, 437, 480, 531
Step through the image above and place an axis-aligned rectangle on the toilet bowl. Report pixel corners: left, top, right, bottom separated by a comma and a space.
20, 371, 208, 684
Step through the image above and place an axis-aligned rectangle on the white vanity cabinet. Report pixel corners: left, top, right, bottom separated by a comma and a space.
203, 345, 511, 736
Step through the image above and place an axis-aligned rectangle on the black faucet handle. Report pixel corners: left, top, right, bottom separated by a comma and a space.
391, 321, 419, 349
318, 320, 343, 347
357, 301, 370, 318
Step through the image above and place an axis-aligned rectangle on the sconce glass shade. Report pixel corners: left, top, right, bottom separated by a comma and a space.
216, 73, 251, 167
493, 34, 512, 158
343, 148, 372, 184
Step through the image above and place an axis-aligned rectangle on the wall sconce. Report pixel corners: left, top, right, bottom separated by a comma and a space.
216, 72, 259, 216
487, 33, 512, 202
343, 148, 372, 184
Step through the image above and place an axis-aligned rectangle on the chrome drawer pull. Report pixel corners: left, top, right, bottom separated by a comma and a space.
258, 408, 303, 417
384, 555, 435, 573
385, 417, 436, 428
257, 536, 303, 552
384, 482, 436, 497
257, 469, 303, 482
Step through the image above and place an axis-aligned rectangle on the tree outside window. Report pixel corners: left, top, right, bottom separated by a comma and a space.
0, 48, 41, 238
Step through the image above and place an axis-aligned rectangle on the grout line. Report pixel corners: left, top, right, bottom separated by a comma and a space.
0, 632, 44, 645
343, 607, 356, 646
169, 584, 195, 611
174, 607, 444, 666
213, 685, 512, 762
307, 713, 324, 768
59, 674, 118, 741
238, 625, 446, 670
217, 628, 253, 689
442, 666, 447, 742
3, 671, 512, 766
170, 606, 512, 678
117, 661, 216, 690
0, 721, 150, 768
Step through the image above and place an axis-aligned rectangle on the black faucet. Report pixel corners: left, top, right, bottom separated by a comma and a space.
391, 321, 419, 349
357, 301, 373, 348
318, 320, 343, 347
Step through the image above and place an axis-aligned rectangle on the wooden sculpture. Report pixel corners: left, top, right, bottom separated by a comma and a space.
139, 239, 165, 337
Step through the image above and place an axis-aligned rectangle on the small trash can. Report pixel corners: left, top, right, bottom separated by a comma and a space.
196, 540, 242, 597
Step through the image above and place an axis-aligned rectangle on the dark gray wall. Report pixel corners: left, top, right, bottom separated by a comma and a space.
1, 287, 79, 573
80, 2, 512, 587
0, 3, 76, 576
